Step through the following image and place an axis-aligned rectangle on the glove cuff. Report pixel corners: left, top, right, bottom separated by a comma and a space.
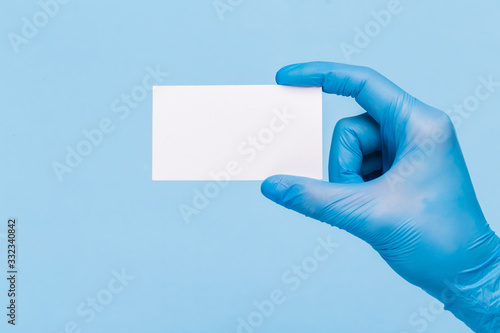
441, 247, 500, 333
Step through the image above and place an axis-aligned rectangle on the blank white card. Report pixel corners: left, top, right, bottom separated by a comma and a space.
152, 85, 322, 181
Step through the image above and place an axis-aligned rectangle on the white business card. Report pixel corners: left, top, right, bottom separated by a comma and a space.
152, 85, 322, 181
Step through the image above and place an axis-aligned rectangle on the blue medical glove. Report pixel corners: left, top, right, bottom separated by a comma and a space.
261, 62, 500, 332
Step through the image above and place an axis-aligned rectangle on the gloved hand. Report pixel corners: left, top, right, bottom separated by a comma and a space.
261, 62, 500, 332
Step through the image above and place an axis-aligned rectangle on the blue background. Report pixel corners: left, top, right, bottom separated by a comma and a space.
1, 0, 500, 332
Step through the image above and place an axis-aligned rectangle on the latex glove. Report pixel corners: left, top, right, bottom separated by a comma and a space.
261, 62, 500, 332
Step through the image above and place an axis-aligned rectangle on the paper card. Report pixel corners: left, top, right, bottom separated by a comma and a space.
152, 85, 322, 181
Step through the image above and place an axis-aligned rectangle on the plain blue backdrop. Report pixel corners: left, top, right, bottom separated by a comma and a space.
1, 1, 500, 332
